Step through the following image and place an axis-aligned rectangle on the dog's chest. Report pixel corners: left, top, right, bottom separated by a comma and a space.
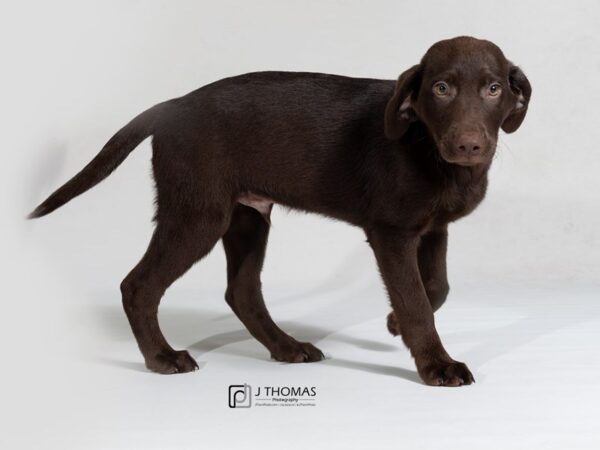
433, 177, 488, 224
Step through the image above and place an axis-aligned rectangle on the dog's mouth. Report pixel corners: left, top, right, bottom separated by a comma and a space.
445, 158, 482, 167
441, 153, 490, 167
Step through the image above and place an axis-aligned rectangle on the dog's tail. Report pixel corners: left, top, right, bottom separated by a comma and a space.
28, 102, 168, 219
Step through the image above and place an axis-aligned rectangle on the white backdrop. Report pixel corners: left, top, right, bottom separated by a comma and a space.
2, 1, 599, 449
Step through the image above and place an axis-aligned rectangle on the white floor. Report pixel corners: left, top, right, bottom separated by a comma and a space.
5, 272, 599, 449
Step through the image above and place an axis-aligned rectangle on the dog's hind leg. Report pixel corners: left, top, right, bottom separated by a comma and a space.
222, 204, 324, 363
121, 208, 231, 374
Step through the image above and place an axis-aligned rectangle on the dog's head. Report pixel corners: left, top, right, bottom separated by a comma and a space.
385, 36, 531, 166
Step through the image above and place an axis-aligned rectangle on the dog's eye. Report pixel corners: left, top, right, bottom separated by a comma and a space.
433, 82, 449, 97
488, 83, 502, 97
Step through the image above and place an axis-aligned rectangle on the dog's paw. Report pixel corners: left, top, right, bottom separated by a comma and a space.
418, 360, 475, 387
145, 350, 199, 374
386, 311, 401, 336
271, 341, 325, 363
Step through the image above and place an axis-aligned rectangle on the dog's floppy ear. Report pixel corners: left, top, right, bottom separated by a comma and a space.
501, 66, 532, 133
384, 64, 422, 140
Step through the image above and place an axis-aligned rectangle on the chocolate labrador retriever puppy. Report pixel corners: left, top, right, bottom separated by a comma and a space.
29, 36, 531, 386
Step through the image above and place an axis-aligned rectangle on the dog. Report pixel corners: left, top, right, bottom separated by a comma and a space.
29, 36, 531, 386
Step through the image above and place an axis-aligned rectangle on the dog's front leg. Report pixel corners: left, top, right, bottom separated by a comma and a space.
366, 228, 474, 387
387, 229, 450, 337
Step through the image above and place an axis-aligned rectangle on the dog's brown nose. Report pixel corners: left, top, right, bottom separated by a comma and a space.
456, 131, 483, 154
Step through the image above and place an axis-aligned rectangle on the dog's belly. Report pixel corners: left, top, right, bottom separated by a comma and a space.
236, 192, 274, 224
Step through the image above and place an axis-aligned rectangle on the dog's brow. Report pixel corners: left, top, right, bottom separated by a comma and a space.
431, 70, 459, 82
480, 69, 504, 82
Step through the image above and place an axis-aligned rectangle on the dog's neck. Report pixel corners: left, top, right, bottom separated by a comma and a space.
397, 122, 491, 222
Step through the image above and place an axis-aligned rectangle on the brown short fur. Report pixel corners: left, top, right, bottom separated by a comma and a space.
29, 36, 531, 386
